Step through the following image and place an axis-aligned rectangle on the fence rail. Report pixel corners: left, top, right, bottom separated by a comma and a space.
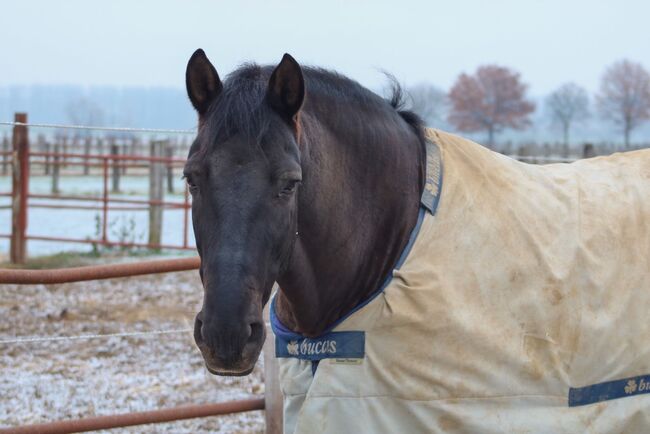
1, 113, 195, 262
0, 256, 282, 433
0, 116, 281, 432
0, 399, 265, 434
0, 256, 200, 284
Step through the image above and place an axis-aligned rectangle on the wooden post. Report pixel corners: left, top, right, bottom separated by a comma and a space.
125, 137, 137, 175
1, 133, 8, 176
263, 302, 283, 434
10, 113, 29, 264
62, 135, 68, 169
148, 140, 164, 249
110, 140, 120, 193
165, 141, 174, 194
35, 135, 45, 175
83, 136, 91, 175
43, 141, 51, 175
97, 137, 104, 156
52, 143, 61, 194
102, 158, 109, 243
121, 139, 128, 175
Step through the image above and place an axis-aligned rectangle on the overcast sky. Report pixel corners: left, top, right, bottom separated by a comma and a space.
1, 0, 649, 96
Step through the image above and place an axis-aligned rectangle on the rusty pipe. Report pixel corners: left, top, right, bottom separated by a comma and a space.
0, 398, 264, 434
0, 257, 200, 284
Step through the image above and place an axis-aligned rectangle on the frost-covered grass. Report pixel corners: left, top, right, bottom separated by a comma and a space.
0, 263, 264, 433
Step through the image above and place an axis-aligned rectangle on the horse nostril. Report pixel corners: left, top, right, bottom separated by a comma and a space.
248, 322, 264, 344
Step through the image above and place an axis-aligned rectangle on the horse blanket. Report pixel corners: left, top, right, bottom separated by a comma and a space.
271, 128, 650, 433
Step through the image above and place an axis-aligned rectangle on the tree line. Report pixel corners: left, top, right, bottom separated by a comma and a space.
408, 59, 650, 149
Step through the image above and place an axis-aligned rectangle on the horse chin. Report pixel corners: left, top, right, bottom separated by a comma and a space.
205, 363, 255, 377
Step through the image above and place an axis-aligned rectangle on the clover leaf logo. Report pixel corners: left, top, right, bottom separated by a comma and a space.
625, 380, 638, 394
287, 340, 299, 356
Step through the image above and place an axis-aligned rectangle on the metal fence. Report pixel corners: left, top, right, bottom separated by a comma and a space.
0, 114, 283, 432
1, 113, 197, 263
0, 257, 282, 433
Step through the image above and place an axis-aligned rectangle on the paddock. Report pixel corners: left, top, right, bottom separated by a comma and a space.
0, 257, 282, 433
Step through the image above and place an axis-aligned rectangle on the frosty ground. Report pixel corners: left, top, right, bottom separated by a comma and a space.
0, 257, 264, 433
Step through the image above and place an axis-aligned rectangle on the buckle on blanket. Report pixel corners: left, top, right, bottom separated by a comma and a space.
275, 331, 365, 361
420, 137, 442, 215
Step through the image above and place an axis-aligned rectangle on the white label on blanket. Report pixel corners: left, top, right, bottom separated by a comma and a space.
569, 374, 650, 406
275, 331, 365, 361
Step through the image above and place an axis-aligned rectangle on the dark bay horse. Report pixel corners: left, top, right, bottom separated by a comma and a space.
184, 49, 424, 375
184, 50, 650, 433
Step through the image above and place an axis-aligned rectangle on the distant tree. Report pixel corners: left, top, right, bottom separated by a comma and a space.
447, 65, 535, 147
546, 83, 590, 146
597, 59, 650, 148
65, 97, 104, 138
406, 83, 447, 126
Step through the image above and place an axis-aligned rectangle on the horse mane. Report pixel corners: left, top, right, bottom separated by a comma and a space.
199, 62, 426, 146
382, 72, 426, 144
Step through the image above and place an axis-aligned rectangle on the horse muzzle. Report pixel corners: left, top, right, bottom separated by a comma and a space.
193, 312, 265, 376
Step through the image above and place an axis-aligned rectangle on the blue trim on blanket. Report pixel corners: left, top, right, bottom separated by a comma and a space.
270, 207, 426, 343
275, 331, 365, 361
270, 137, 443, 355
569, 374, 650, 407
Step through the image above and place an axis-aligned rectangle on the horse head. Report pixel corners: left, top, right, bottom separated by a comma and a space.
184, 49, 304, 375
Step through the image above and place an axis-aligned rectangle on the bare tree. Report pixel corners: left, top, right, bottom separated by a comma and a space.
65, 97, 105, 138
597, 59, 650, 148
546, 83, 589, 146
406, 83, 447, 127
447, 65, 535, 147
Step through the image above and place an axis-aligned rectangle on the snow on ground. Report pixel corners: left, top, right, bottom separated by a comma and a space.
0, 262, 265, 433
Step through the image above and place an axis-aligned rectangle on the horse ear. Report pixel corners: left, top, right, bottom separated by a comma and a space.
186, 49, 223, 116
267, 53, 305, 121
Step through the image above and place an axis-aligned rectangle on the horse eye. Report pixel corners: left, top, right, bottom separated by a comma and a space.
183, 174, 198, 191
279, 180, 300, 197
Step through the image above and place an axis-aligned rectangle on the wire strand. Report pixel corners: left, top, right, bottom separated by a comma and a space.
0, 121, 196, 135
0, 328, 193, 345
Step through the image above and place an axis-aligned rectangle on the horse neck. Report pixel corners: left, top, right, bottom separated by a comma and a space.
275, 101, 425, 337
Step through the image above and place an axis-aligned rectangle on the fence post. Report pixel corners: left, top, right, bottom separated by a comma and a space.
43, 141, 51, 175
102, 158, 109, 243
35, 134, 45, 176
110, 139, 120, 193
62, 135, 68, 169
84, 136, 91, 175
148, 141, 164, 249
1, 133, 8, 176
263, 302, 283, 434
165, 141, 174, 194
10, 113, 29, 264
52, 143, 61, 194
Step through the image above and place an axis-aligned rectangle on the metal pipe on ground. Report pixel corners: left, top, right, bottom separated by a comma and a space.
0, 399, 265, 434
0, 257, 200, 284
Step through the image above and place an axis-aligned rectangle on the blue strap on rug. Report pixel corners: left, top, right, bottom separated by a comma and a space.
569, 374, 650, 406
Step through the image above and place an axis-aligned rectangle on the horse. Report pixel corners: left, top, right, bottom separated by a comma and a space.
183, 49, 650, 433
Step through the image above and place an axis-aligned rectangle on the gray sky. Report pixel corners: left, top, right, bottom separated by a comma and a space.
1, 0, 649, 95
